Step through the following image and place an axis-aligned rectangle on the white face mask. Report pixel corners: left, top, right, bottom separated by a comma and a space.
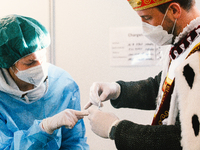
24, 80, 48, 102
142, 7, 177, 46
14, 63, 49, 87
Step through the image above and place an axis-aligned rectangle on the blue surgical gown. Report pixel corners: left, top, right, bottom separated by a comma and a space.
0, 64, 89, 150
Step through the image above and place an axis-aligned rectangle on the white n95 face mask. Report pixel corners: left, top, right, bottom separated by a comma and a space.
142, 22, 174, 46
142, 7, 177, 46
15, 63, 49, 87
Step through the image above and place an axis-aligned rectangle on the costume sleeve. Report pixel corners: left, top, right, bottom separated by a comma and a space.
114, 118, 182, 150
111, 72, 162, 110
0, 117, 63, 150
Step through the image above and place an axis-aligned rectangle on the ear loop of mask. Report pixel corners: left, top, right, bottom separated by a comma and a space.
10, 65, 17, 74
14, 66, 20, 72
161, 7, 170, 26
161, 6, 177, 35
171, 19, 177, 35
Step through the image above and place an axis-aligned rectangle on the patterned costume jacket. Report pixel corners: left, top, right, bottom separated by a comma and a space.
111, 17, 200, 150
165, 17, 200, 150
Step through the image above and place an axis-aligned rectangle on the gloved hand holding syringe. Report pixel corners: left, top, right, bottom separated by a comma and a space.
84, 82, 121, 109
83, 82, 121, 139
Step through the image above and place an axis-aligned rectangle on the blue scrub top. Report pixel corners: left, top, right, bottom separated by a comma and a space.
0, 64, 89, 150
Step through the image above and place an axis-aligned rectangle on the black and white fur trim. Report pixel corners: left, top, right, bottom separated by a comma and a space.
175, 51, 200, 149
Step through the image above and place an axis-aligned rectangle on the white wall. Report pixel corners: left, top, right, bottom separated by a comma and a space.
0, 0, 49, 32
54, 1, 160, 150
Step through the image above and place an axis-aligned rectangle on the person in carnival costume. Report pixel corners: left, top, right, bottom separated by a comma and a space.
85, 0, 200, 149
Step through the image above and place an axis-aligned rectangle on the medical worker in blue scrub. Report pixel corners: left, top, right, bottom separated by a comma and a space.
0, 14, 89, 150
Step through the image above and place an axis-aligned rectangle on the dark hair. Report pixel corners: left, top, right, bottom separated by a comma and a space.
157, 0, 195, 14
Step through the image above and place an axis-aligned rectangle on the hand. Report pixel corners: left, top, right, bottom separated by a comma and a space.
84, 82, 121, 109
88, 107, 119, 138
41, 109, 89, 134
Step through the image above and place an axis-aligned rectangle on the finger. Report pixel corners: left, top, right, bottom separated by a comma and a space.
90, 83, 101, 104
99, 89, 110, 101
67, 116, 77, 127
84, 102, 93, 110
90, 95, 100, 106
75, 110, 89, 117
77, 116, 84, 120
63, 118, 74, 129
65, 110, 78, 125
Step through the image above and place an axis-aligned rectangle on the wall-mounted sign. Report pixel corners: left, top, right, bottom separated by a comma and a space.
110, 27, 165, 66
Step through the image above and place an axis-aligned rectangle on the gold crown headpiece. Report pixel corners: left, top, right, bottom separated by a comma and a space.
128, 0, 173, 11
